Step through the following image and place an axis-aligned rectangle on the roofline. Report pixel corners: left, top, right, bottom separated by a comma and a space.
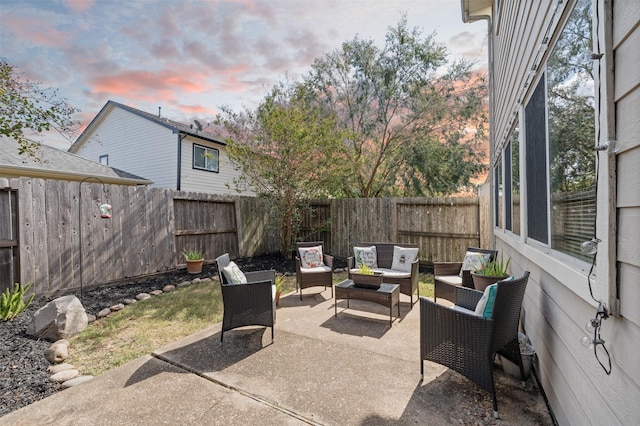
0, 165, 152, 186
461, 0, 492, 23
70, 100, 226, 153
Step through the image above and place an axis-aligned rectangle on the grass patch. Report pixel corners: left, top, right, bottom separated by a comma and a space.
69, 271, 433, 377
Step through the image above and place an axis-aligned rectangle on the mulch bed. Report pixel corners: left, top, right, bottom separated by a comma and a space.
0, 253, 311, 417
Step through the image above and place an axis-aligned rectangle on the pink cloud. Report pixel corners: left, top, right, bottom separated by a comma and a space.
91, 69, 207, 96
4, 16, 71, 47
64, 0, 95, 12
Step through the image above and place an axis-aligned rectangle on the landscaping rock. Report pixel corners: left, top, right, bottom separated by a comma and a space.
27, 295, 88, 341
191, 278, 202, 284
97, 308, 111, 318
87, 314, 97, 323
150, 289, 163, 296
177, 281, 191, 288
200, 277, 212, 284
109, 303, 125, 311
163, 285, 176, 292
49, 369, 79, 383
46, 342, 68, 364
48, 363, 75, 374
136, 293, 151, 300
123, 298, 137, 305
60, 375, 94, 389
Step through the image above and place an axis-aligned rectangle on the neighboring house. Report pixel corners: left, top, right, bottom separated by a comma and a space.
69, 100, 250, 195
462, 0, 639, 424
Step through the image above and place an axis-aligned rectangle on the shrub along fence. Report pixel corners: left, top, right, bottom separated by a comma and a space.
4, 177, 483, 296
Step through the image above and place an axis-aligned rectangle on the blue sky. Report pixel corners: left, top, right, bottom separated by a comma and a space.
0, 0, 488, 149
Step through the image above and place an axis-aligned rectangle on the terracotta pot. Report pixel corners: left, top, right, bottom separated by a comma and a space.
186, 259, 203, 274
352, 272, 383, 289
471, 272, 508, 292
275, 290, 282, 306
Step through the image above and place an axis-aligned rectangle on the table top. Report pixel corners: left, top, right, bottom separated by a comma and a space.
336, 279, 399, 294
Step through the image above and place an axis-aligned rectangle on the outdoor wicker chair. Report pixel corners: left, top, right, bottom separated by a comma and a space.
420, 272, 530, 419
433, 247, 498, 303
215, 253, 276, 343
295, 241, 334, 300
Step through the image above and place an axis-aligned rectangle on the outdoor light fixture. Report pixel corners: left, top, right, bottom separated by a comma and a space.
581, 303, 612, 375
580, 238, 601, 255
78, 177, 111, 303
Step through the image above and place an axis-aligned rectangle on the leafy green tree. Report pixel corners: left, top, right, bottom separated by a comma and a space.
216, 81, 348, 255
303, 17, 487, 197
0, 58, 79, 157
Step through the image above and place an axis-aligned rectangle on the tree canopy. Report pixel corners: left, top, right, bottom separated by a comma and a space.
0, 58, 79, 157
216, 81, 348, 255
303, 17, 487, 197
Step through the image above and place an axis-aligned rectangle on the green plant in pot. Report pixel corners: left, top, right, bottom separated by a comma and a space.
471, 255, 511, 292
182, 249, 204, 274
352, 263, 383, 288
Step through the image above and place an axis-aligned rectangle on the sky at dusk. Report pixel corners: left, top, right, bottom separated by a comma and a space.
0, 0, 489, 150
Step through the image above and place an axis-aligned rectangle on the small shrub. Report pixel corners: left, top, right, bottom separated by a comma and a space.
181, 249, 203, 260
1, 282, 34, 321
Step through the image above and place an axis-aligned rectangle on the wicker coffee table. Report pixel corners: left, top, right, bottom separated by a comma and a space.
334, 279, 400, 326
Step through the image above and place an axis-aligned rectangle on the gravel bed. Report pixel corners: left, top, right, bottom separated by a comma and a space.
0, 254, 303, 417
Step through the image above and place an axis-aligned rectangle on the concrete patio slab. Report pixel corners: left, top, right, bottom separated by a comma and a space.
0, 289, 553, 425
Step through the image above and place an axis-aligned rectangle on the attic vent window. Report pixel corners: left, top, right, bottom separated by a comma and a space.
193, 143, 219, 173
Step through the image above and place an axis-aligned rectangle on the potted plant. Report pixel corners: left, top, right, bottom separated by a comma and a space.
351, 264, 383, 289
275, 274, 285, 306
182, 249, 204, 274
471, 255, 511, 291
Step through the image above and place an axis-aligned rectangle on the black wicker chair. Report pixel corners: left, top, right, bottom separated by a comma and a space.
295, 241, 334, 300
215, 253, 276, 343
433, 247, 498, 303
420, 272, 529, 419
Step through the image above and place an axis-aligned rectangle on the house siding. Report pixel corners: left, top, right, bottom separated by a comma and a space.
486, 1, 640, 424
73, 106, 178, 189
179, 136, 253, 196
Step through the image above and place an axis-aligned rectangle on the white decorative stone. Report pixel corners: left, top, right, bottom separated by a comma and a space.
97, 308, 111, 318
177, 281, 191, 288
109, 303, 125, 311
200, 278, 212, 284
123, 298, 137, 305
87, 314, 97, 323
136, 293, 151, 300
50, 369, 79, 383
191, 278, 202, 284
27, 295, 88, 341
46, 342, 68, 364
61, 375, 94, 389
162, 285, 176, 292
150, 289, 163, 296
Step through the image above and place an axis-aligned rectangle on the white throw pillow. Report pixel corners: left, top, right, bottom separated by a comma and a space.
390, 246, 419, 272
299, 245, 324, 268
459, 251, 491, 277
222, 261, 247, 284
353, 246, 378, 269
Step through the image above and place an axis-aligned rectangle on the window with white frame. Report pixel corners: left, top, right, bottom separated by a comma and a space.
497, 0, 596, 263
193, 143, 219, 173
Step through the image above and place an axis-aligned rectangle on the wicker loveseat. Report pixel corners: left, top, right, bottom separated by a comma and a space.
347, 242, 420, 305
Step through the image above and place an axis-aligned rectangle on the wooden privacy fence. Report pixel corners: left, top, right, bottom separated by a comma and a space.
305, 197, 483, 263
3, 177, 483, 296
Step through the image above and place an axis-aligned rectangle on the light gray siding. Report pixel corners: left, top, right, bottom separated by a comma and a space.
179, 136, 253, 196
485, 0, 640, 424
74, 106, 178, 189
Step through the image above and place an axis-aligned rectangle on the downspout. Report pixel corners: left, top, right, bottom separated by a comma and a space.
462, 3, 493, 248
177, 133, 187, 191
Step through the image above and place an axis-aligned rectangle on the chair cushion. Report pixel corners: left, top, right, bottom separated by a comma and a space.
373, 268, 411, 278
353, 246, 378, 269
391, 246, 418, 272
299, 245, 324, 268
300, 265, 332, 273
474, 283, 498, 318
435, 275, 462, 285
459, 251, 492, 277
222, 261, 247, 284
